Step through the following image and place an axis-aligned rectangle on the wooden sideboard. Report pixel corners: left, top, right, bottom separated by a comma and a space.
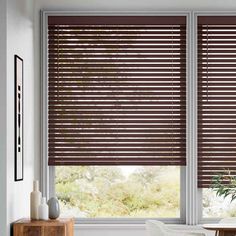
13, 218, 74, 236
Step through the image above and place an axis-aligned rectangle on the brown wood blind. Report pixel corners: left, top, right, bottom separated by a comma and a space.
47, 16, 186, 166
198, 16, 236, 188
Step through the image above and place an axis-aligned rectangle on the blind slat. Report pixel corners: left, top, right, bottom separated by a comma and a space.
47, 15, 186, 166
198, 16, 236, 188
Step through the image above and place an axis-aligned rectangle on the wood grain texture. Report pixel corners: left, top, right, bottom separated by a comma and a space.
23, 226, 42, 236
220, 231, 236, 236
13, 218, 74, 236
44, 226, 65, 236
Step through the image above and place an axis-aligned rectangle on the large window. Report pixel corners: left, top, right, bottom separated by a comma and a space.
45, 14, 186, 222
42, 12, 236, 224
198, 16, 236, 219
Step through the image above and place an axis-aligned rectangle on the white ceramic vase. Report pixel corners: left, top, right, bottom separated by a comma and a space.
38, 197, 49, 220
30, 180, 42, 220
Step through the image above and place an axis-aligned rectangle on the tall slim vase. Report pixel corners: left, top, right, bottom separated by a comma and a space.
30, 180, 42, 220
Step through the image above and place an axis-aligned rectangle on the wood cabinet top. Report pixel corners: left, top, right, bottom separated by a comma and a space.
14, 218, 74, 226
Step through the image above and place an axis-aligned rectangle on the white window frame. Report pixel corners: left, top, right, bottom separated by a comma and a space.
41, 10, 191, 225
41, 11, 236, 225
193, 11, 236, 225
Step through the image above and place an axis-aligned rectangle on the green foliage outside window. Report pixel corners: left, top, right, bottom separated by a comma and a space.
211, 171, 236, 203
55, 166, 180, 218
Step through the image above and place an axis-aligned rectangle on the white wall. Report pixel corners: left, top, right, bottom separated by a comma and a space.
36, 0, 236, 11
0, 0, 7, 235
5, 0, 35, 234
33, 0, 236, 236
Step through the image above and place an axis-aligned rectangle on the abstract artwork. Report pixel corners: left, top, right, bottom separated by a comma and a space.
15, 55, 23, 181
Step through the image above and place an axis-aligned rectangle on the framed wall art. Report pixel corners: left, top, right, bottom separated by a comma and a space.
15, 55, 24, 181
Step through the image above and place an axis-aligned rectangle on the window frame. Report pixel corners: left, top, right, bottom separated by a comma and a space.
42, 10, 234, 225
41, 10, 190, 225
41, 11, 190, 224
49, 166, 186, 224
193, 11, 236, 224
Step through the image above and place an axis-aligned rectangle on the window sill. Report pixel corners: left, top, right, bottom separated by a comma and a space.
74, 223, 205, 230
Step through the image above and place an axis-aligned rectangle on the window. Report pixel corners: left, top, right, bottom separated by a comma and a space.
42, 12, 236, 224
55, 166, 180, 218
45, 15, 186, 222
198, 16, 236, 218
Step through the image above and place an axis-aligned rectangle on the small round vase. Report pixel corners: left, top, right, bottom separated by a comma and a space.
47, 197, 60, 219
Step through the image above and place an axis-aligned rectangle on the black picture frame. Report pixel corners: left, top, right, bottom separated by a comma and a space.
14, 55, 24, 181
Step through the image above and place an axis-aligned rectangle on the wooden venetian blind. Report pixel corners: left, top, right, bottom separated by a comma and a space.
198, 16, 236, 188
47, 16, 186, 166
